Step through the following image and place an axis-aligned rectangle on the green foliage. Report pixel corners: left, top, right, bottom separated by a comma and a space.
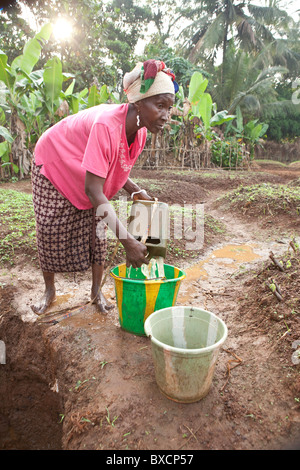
266, 114, 300, 141
0, 3, 33, 64
188, 72, 209, 122
170, 71, 237, 168
178, 0, 297, 72
87, 84, 110, 108
0, 188, 36, 265
43, 56, 63, 113
1, 0, 300, 177
0, 126, 13, 143
211, 138, 245, 168
244, 120, 269, 144
0, 24, 58, 176
263, 83, 300, 141
218, 183, 300, 216
187, 71, 235, 134
1, 0, 131, 91
0, 126, 18, 174
0, 23, 115, 178
211, 43, 290, 118
225, 105, 269, 158
98, 0, 153, 73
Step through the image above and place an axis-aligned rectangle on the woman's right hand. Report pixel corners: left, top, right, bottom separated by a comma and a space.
85, 172, 150, 269
123, 236, 149, 268
132, 190, 155, 202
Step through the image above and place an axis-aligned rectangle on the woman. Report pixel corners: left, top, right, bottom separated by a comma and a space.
31, 59, 178, 315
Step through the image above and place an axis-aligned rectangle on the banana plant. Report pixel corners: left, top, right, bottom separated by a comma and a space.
243, 119, 269, 158
62, 79, 88, 114
87, 84, 110, 108
0, 24, 88, 177
187, 71, 235, 135
0, 22, 116, 179
0, 24, 53, 106
169, 72, 236, 167
226, 105, 269, 158
0, 24, 53, 177
43, 56, 64, 115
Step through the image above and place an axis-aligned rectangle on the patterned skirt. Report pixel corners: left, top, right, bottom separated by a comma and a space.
31, 161, 107, 273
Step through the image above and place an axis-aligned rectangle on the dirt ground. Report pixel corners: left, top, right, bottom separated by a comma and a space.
0, 162, 300, 451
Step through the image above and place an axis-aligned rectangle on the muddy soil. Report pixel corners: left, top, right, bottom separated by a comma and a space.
0, 162, 300, 451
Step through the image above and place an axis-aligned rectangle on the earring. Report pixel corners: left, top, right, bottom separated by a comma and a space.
137, 113, 140, 127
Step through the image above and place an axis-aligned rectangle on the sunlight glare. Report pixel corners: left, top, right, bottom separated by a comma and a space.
53, 18, 73, 42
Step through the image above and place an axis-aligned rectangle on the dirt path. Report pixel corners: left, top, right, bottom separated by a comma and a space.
0, 166, 299, 451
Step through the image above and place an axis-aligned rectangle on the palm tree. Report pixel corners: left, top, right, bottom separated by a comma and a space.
176, 1, 299, 118
212, 42, 286, 113
179, 0, 291, 64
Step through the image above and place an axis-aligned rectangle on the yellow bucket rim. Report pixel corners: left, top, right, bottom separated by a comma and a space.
110, 263, 186, 284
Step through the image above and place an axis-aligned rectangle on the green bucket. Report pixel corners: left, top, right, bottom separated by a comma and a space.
144, 306, 228, 403
110, 264, 186, 336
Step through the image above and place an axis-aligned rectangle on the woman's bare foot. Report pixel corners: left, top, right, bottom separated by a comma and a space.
92, 289, 114, 314
31, 272, 56, 315
31, 287, 56, 315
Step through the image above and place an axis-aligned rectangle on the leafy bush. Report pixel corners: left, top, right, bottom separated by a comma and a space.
211, 138, 245, 168
266, 114, 300, 142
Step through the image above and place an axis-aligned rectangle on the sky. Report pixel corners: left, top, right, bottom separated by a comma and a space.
277, 0, 299, 15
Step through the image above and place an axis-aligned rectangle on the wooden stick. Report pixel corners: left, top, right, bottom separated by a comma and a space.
269, 251, 284, 272
290, 240, 298, 253
267, 280, 283, 302
220, 349, 243, 391
178, 424, 202, 449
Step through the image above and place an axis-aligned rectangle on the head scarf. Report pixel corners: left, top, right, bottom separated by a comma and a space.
123, 59, 179, 103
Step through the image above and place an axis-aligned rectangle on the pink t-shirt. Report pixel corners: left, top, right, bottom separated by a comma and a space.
34, 103, 147, 209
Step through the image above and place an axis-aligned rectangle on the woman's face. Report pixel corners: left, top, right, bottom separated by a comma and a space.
137, 93, 175, 134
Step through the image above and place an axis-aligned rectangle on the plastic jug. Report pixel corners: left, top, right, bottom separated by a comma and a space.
128, 200, 169, 259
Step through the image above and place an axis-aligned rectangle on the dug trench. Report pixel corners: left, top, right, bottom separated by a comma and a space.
0, 163, 300, 450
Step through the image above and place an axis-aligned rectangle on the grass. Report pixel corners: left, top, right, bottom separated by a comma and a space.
290, 178, 300, 187
167, 213, 226, 260
217, 183, 300, 216
204, 214, 226, 234
161, 169, 247, 180
105, 407, 118, 427
0, 188, 37, 265
254, 159, 300, 169
289, 160, 300, 169
129, 178, 164, 193
254, 159, 288, 167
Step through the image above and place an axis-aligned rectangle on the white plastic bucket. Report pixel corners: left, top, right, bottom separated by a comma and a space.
144, 306, 228, 403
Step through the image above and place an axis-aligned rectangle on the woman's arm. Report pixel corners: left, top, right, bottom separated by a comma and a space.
85, 171, 149, 268
123, 177, 153, 201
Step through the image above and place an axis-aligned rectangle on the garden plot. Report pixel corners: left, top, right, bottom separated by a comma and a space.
0, 163, 299, 450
